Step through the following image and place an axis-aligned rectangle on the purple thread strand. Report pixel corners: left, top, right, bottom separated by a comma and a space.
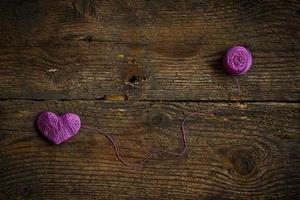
83, 125, 131, 167
233, 76, 241, 100
83, 111, 194, 167
139, 116, 188, 164
140, 109, 223, 164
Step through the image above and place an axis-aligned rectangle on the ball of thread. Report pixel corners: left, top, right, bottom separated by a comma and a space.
223, 46, 252, 76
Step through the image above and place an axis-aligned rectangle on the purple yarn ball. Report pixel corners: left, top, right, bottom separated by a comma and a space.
223, 46, 253, 75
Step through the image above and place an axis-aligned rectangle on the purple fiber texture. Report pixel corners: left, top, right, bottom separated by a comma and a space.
37, 112, 81, 144
223, 46, 252, 75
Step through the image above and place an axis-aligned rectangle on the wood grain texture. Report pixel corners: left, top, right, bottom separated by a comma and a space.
0, 100, 299, 199
1, 0, 300, 199
0, 0, 299, 101
0, 41, 299, 101
0, 0, 299, 46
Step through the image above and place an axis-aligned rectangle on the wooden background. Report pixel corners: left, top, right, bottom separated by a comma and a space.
0, 0, 299, 199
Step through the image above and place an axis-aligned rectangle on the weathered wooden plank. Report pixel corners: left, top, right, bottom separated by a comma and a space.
0, 42, 299, 101
0, 100, 299, 199
1, 0, 299, 101
1, 1, 299, 200
0, 0, 299, 47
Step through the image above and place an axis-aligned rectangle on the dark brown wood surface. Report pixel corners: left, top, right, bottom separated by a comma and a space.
0, 0, 299, 199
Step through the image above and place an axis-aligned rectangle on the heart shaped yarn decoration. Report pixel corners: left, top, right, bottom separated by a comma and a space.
37, 112, 81, 144
223, 46, 252, 76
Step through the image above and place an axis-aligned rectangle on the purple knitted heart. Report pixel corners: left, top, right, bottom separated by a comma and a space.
37, 112, 81, 144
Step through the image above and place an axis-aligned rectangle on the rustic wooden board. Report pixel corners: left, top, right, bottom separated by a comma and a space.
1, 0, 300, 199
1, 0, 299, 101
0, 0, 299, 46
1, 42, 299, 101
0, 100, 299, 199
